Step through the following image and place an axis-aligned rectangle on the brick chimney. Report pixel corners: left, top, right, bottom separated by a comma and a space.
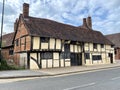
82, 18, 88, 28
14, 19, 18, 32
23, 3, 29, 18
86, 16, 92, 29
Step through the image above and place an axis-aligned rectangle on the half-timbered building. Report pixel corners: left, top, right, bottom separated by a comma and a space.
106, 33, 120, 60
2, 3, 115, 69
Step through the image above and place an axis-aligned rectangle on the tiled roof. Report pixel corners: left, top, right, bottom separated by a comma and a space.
23, 16, 113, 45
106, 33, 120, 48
2, 32, 14, 47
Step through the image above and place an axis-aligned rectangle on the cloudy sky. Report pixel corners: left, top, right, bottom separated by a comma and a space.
0, 0, 120, 35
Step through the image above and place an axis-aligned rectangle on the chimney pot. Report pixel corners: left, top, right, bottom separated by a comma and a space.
23, 3, 29, 17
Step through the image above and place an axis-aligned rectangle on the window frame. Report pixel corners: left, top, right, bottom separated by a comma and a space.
85, 53, 90, 59
41, 37, 49, 43
16, 39, 19, 46
92, 55, 102, 60
93, 43, 97, 49
41, 52, 53, 59
101, 44, 104, 48
9, 49, 14, 55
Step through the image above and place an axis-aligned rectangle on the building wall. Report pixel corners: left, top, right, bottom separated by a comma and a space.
14, 19, 31, 53
115, 48, 120, 60
2, 47, 14, 62
2, 47, 21, 66
28, 36, 115, 69
84, 43, 114, 65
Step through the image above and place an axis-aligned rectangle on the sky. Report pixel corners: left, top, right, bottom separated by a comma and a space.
0, 0, 120, 35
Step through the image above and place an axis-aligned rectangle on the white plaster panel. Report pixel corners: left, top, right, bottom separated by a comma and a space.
42, 60, 47, 68
33, 37, 40, 49
75, 45, 78, 52
53, 60, 59, 67
53, 53, 59, 59
49, 38, 55, 49
30, 59, 39, 69
48, 59, 52, 68
89, 43, 93, 51
60, 59, 64, 67
41, 43, 48, 49
56, 39, 61, 49
70, 45, 73, 52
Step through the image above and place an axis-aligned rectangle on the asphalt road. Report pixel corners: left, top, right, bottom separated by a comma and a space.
0, 67, 120, 90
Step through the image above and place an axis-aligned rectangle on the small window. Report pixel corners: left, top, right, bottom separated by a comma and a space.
41, 52, 53, 59
64, 44, 70, 52
64, 53, 70, 59
111, 45, 114, 48
41, 37, 49, 43
16, 39, 19, 46
93, 43, 97, 49
9, 49, 13, 55
85, 53, 90, 59
101, 44, 104, 48
60, 52, 64, 59
92, 55, 102, 60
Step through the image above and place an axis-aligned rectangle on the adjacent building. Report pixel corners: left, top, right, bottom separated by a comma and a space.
106, 33, 120, 60
1, 32, 20, 65
2, 3, 115, 69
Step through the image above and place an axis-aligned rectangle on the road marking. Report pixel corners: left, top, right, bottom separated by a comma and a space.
63, 82, 96, 90
111, 76, 120, 80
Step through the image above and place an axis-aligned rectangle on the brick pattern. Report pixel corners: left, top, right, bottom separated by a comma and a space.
115, 48, 120, 60
14, 19, 31, 53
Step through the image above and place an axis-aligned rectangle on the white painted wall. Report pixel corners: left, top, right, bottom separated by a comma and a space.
41, 43, 48, 49
49, 38, 55, 49
30, 53, 39, 69
56, 39, 61, 49
20, 53, 27, 68
33, 37, 40, 49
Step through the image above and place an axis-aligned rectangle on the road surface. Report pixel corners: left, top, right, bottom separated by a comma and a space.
0, 67, 120, 90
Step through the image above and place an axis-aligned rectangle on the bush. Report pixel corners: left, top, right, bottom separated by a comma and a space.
0, 59, 23, 70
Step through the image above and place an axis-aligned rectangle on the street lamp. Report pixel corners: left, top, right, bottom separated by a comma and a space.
0, 0, 5, 63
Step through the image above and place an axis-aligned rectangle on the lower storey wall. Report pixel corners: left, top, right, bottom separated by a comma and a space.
18, 51, 114, 69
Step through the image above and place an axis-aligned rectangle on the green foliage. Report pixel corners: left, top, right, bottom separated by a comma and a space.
0, 59, 24, 70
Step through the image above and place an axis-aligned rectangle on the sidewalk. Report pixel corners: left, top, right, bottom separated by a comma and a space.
0, 62, 120, 79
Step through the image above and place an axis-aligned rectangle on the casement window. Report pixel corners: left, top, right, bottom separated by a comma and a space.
64, 44, 70, 52
85, 53, 90, 59
93, 43, 97, 49
101, 44, 104, 48
41, 37, 49, 43
111, 45, 114, 48
16, 39, 19, 46
60, 52, 70, 59
60, 52, 64, 59
9, 49, 13, 55
92, 55, 102, 60
41, 52, 53, 59
64, 44, 70, 59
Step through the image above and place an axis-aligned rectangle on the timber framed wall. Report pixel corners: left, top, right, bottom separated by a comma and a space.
27, 36, 115, 69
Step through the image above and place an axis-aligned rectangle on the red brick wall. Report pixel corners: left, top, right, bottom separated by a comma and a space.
2, 48, 14, 60
115, 48, 120, 60
2, 47, 21, 66
14, 19, 31, 53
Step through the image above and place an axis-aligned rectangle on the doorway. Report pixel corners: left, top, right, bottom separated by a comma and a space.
70, 53, 82, 66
